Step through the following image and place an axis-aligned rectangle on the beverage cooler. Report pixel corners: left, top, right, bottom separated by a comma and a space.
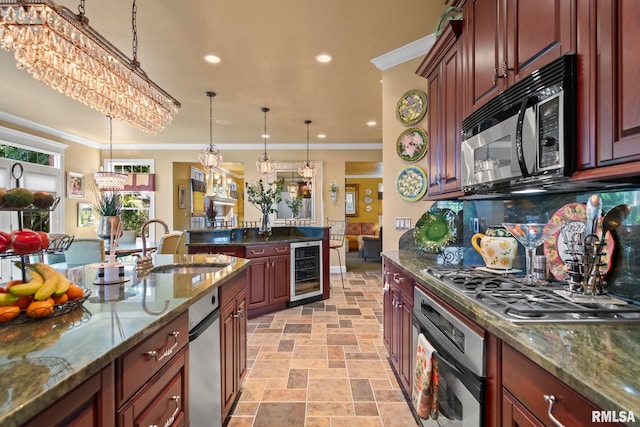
290, 240, 323, 303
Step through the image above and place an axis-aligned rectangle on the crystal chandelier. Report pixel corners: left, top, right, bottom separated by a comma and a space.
256, 107, 275, 176
298, 119, 316, 185
198, 91, 222, 173
0, 0, 181, 134
93, 116, 128, 191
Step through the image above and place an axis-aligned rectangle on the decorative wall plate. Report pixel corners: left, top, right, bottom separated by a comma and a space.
396, 128, 428, 162
396, 166, 427, 202
365, 188, 372, 195
365, 205, 372, 212
363, 196, 374, 204
414, 208, 457, 253
396, 90, 427, 126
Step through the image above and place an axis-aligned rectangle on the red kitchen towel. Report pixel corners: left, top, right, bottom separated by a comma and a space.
412, 333, 437, 419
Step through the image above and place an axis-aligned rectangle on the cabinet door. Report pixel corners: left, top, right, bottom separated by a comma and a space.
246, 256, 269, 310
220, 301, 237, 418
502, 390, 545, 427
270, 253, 290, 304
236, 289, 247, 384
399, 292, 414, 392
382, 273, 393, 353
505, 0, 575, 86
596, 0, 640, 164
466, 0, 501, 111
390, 287, 402, 368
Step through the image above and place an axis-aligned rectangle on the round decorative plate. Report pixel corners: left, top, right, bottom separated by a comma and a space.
396, 166, 427, 202
396, 90, 427, 126
365, 205, 372, 212
396, 128, 428, 162
365, 188, 372, 195
414, 208, 457, 253
543, 203, 615, 281
363, 196, 374, 204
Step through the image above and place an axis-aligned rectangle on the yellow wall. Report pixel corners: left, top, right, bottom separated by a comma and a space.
345, 178, 382, 228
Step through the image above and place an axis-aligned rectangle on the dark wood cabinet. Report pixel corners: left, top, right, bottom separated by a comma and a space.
382, 260, 414, 392
465, 0, 575, 112
502, 343, 625, 427
22, 365, 115, 427
245, 243, 290, 316
220, 275, 247, 421
572, 0, 640, 180
416, 20, 464, 199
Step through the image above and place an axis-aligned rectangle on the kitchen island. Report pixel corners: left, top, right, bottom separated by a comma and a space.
0, 254, 249, 427
383, 250, 640, 425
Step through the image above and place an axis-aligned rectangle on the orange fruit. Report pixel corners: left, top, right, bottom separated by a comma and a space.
0, 306, 20, 322
51, 293, 68, 305
26, 298, 54, 318
66, 284, 84, 301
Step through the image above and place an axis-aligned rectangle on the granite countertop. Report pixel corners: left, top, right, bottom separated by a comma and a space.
185, 225, 328, 246
383, 250, 640, 417
0, 254, 249, 427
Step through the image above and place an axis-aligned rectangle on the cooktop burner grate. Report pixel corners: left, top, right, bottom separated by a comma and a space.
422, 266, 640, 323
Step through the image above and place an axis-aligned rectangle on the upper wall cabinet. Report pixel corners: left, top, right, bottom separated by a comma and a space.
416, 20, 464, 199
465, 0, 576, 112
577, 0, 640, 177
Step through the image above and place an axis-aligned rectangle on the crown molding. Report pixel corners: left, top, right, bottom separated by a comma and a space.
370, 33, 436, 71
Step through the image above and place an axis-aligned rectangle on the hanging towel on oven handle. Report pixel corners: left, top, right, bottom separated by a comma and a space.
413, 333, 439, 420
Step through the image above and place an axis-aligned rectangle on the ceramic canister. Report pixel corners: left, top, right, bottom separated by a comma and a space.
471, 225, 518, 269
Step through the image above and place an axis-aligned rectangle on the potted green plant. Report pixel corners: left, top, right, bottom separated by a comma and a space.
285, 195, 303, 218
94, 190, 122, 240
121, 194, 148, 240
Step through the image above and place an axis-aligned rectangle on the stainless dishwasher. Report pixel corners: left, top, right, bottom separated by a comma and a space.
189, 287, 221, 427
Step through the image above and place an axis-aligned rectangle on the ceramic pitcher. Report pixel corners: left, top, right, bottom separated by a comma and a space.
471, 226, 518, 270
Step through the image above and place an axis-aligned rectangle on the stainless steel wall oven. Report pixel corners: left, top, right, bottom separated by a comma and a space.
412, 285, 485, 426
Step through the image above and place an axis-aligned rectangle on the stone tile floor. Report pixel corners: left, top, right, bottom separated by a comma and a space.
226, 271, 419, 427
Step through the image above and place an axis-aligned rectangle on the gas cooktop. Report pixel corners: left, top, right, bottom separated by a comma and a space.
422, 266, 640, 323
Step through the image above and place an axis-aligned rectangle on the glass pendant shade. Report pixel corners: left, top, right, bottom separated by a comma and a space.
94, 116, 128, 191
287, 181, 298, 199
199, 91, 222, 172
298, 120, 316, 183
256, 107, 274, 176
0, 0, 180, 134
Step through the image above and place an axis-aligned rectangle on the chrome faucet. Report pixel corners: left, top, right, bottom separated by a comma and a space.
136, 218, 170, 272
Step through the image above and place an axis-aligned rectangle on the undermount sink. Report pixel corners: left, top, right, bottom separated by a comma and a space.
149, 263, 229, 275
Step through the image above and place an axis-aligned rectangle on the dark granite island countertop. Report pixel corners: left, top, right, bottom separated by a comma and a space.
383, 250, 640, 419
0, 253, 249, 427
185, 225, 328, 248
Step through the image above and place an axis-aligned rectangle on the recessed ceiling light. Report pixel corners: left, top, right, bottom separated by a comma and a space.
261, 134, 270, 139
317, 134, 326, 139
366, 121, 377, 126
204, 54, 221, 64
315, 53, 332, 63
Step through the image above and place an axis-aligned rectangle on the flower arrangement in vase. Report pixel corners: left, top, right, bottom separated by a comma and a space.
285, 195, 303, 218
245, 178, 284, 237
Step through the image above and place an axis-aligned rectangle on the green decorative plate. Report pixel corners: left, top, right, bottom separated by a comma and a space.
396, 166, 427, 202
396, 90, 427, 126
396, 128, 428, 162
414, 208, 457, 252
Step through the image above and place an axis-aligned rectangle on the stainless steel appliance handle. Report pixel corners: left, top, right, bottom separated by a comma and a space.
543, 395, 566, 427
515, 95, 538, 178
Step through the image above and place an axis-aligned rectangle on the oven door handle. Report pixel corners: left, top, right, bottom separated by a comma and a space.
432, 351, 484, 404
515, 95, 539, 178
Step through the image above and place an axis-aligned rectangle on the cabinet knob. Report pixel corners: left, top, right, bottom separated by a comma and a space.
233, 307, 245, 319
543, 394, 566, 427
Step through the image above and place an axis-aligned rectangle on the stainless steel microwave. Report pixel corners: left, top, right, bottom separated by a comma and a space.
461, 54, 577, 196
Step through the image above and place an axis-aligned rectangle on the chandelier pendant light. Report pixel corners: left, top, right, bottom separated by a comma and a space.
93, 115, 128, 191
298, 119, 316, 185
256, 107, 275, 176
287, 172, 298, 199
0, 0, 181, 134
198, 91, 223, 173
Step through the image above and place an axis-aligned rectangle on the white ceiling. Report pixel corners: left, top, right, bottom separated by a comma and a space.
0, 0, 445, 149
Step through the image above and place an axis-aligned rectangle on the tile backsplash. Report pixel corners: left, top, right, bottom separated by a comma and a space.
428, 187, 640, 301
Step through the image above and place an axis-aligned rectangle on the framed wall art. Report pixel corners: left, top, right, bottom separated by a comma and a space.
345, 184, 359, 217
67, 172, 85, 198
178, 185, 187, 209
78, 202, 94, 227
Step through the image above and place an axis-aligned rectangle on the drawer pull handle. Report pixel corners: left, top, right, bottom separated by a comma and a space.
544, 394, 566, 427
149, 395, 181, 427
275, 247, 288, 252
251, 249, 266, 255
144, 332, 180, 363
393, 273, 405, 283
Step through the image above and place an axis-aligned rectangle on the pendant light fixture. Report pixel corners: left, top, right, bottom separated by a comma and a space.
0, 0, 180, 134
256, 107, 275, 176
198, 91, 223, 173
298, 119, 316, 184
287, 172, 298, 199
93, 115, 128, 191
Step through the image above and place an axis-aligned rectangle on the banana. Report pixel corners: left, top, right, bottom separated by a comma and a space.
0, 293, 19, 305
33, 274, 58, 301
8, 271, 44, 296
54, 271, 70, 296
